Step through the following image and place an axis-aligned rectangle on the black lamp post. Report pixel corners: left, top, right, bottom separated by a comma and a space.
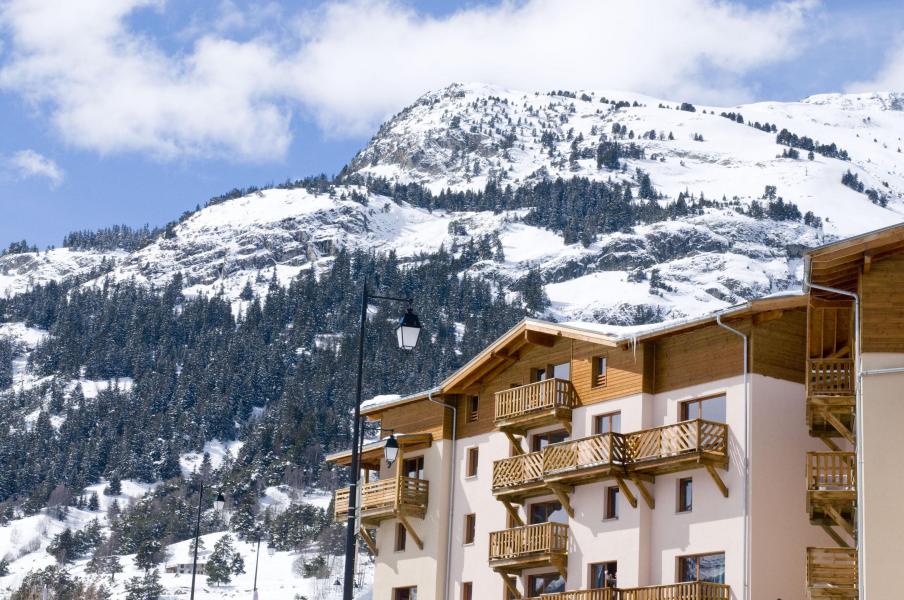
342, 283, 422, 600
189, 486, 225, 600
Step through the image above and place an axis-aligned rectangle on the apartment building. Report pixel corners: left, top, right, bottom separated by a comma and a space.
327, 223, 904, 600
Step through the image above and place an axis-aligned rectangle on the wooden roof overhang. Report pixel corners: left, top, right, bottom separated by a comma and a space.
806, 222, 904, 291
616, 293, 808, 347
440, 319, 619, 394
325, 433, 433, 469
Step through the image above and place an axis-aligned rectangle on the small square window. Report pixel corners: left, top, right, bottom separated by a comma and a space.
466, 447, 479, 478
604, 485, 619, 520
677, 478, 693, 513
467, 396, 479, 422
395, 522, 407, 552
393, 587, 417, 600
593, 411, 621, 435
463, 513, 476, 545
592, 356, 608, 388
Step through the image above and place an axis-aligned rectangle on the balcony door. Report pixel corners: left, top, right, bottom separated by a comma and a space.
532, 362, 571, 382
528, 572, 565, 596
589, 561, 618, 589
678, 552, 725, 584
529, 500, 566, 524
402, 456, 424, 480
680, 395, 726, 423
531, 429, 569, 452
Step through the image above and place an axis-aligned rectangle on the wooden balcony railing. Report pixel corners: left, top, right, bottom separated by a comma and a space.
526, 590, 615, 600
495, 378, 576, 424
625, 420, 728, 465
332, 476, 429, 523
493, 451, 544, 491
491, 420, 729, 495
543, 432, 625, 477
618, 582, 730, 600
806, 452, 856, 493
488, 522, 568, 563
807, 359, 855, 397
525, 584, 729, 600
806, 547, 857, 599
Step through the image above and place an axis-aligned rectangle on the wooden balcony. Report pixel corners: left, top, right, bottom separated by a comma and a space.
332, 476, 429, 524
493, 450, 546, 500
806, 452, 856, 536
525, 589, 615, 600
806, 547, 857, 599
618, 582, 730, 600
625, 420, 729, 476
488, 522, 568, 574
495, 378, 576, 434
526, 583, 729, 600
807, 359, 855, 397
543, 432, 625, 485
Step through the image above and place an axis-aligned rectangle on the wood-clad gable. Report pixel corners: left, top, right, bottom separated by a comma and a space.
860, 252, 904, 353
377, 397, 453, 440
651, 325, 745, 393
751, 308, 807, 383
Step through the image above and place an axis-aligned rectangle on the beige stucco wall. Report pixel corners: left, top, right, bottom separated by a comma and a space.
860, 352, 904, 600
749, 374, 836, 600
371, 375, 826, 600
371, 438, 452, 600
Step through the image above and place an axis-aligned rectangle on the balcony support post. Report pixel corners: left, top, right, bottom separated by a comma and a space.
501, 501, 524, 527
630, 475, 655, 509
548, 483, 575, 518
821, 524, 851, 548
498, 572, 522, 599
505, 431, 525, 455
613, 475, 638, 509
821, 437, 842, 451
552, 555, 567, 581
823, 410, 855, 444
359, 527, 378, 556
705, 464, 730, 498
397, 513, 424, 550
825, 505, 855, 537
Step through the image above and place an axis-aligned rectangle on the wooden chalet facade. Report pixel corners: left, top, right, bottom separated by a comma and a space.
326, 222, 904, 600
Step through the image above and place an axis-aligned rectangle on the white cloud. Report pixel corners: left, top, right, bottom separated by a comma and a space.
0, 0, 817, 161
6, 149, 64, 187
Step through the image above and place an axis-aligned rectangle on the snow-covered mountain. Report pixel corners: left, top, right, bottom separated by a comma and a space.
3, 83, 904, 324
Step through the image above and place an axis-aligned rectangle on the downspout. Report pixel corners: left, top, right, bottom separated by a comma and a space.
805, 265, 864, 600
427, 390, 456, 600
716, 314, 750, 600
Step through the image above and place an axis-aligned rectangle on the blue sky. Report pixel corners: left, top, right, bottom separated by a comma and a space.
1, 0, 903, 249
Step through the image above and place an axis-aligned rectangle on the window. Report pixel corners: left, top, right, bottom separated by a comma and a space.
678, 552, 725, 584
395, 522, 407, 552
529, 500, 564, 524
462, 582, 473, 600
531, 429, 569, 452
592, 355, 608, 387
528, 573, 565, 596
463, 513, 476, 544
393, 587, 417, 600
465, 447, 479, 478
403, 456, 424, 480
532, 366, 547, 382
677, 478, 693, 513
589, 561, 618, 589
680, 395, 726, 423
593, 411, 621, 435
467, 396, 479, 422
604, 485, 620, 520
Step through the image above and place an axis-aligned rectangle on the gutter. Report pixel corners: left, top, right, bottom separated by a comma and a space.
427, 391, 456, 600
804, 261, 865, 600
715, 313, 750, 600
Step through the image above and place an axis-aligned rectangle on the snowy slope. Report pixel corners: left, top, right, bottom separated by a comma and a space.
2, 83, 903, 324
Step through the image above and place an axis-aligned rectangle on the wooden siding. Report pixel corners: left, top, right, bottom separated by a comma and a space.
751, 308, 807, 383
652, 325, 744, 393
571, 341, 646, 405
377, 397, 452, 440
860, 253, 904, 352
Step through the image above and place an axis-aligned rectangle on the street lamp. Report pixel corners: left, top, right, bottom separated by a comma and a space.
342, 283, 423, 600
383, 433, 400, 468
189, 484, 225, 600
252, 530, 266, 600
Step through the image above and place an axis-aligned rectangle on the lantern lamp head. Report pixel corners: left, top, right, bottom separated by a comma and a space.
395, 307, 422, 350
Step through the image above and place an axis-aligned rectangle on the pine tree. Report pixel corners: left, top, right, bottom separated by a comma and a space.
206, 534, 244, 586
125, 569, 163, 600
87, 492, 100, 512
